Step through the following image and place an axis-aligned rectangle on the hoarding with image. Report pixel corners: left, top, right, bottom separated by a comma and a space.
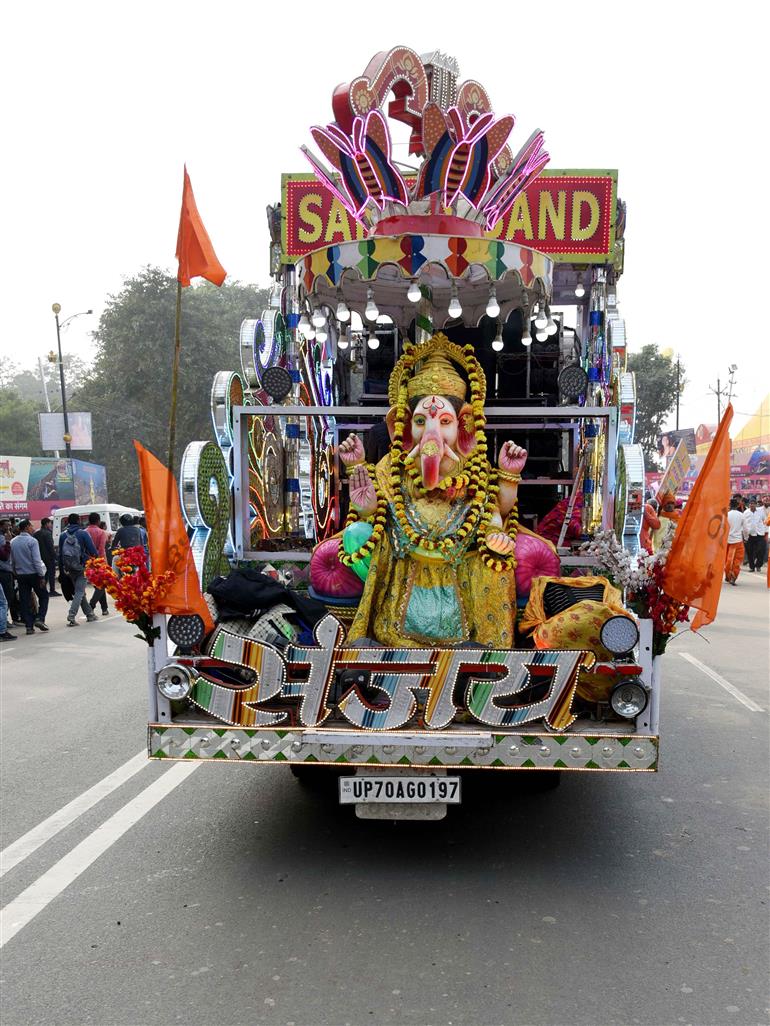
72, 459, 108, 504
38, 412, 93, 451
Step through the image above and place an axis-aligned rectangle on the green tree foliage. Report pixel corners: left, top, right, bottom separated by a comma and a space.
72, 267, 270, 504
627, 345, 686, 465
0, 389, 46, 456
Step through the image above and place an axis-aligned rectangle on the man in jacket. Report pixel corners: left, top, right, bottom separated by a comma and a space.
84, 512, 110, 615
10, 520, 49, 634
59, 513, 98, 626
34, 517, 60, 596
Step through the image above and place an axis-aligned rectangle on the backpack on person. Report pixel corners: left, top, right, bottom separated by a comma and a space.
61, 532, 84, 575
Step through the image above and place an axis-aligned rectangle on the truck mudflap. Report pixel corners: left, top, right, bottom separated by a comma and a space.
148, 726, 659, 771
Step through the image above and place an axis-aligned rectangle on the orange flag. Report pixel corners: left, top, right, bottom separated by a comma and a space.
663, 403, 734, 631
175, 166, 226, 287
134, 441, 214, 633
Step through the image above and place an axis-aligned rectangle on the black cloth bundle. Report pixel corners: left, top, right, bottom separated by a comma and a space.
207, 569, 327, 626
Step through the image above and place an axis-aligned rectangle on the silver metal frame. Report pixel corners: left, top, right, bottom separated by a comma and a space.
233, 405, 618, 560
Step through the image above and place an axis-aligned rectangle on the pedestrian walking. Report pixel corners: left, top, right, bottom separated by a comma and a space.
0, 577, 17, 642
10, 520, 50, 634
742, 498, 767, 572
724, 498, 745, 585
58, 513, 98, 626
111, 513, 146, 570
84, 512, 110, 615
34, 517, 60, 595
0, 518, 22, 625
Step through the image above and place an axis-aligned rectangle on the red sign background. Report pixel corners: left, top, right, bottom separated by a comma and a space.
282, 170, 616, 264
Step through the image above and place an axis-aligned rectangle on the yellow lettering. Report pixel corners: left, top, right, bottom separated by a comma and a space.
298, 193, 323, 244
538, 190, 567, 240
485, 218, 504, 240
505, 194, 533, 240
324, 199, 354, 243
571, 191, 600, 241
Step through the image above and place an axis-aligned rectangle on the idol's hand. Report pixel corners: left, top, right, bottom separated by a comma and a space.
486, 531, 516, 556
349, 464, 378, 514
338, 433, 366, 466
498, 441, 527, 474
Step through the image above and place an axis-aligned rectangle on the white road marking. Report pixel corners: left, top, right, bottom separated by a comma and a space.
0, 762, 198, 948
0, 750, 149, 879
679, 653, 765, 712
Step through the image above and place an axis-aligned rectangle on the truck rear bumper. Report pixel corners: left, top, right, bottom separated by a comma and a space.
148, 725, 659, 771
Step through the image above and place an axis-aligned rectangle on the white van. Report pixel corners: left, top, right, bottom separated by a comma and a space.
51, 504, 143, 546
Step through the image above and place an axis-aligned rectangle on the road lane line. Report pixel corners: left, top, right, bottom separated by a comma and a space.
679, 653, 765, 712
0, 750, 149, 879
0, 762, 198, 948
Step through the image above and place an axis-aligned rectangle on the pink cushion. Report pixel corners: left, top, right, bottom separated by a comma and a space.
310, 538, 364, 598
514, 533, 561, 597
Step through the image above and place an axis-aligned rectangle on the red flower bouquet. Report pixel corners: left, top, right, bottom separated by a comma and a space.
85, 546, 176, 645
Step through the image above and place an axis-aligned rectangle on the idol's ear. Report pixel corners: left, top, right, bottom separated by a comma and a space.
385, 406, 413, 449
456, 404, 477, 456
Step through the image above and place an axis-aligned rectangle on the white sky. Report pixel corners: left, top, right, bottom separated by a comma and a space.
2, 0, 767, 438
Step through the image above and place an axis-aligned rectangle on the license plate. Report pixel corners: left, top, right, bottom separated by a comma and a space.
339, 775, 461, 804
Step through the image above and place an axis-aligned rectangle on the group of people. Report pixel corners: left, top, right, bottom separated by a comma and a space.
0, 511, 147, 643
725, 493, 770, 585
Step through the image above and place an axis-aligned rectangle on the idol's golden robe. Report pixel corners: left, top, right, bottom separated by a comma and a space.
346, 454, 515, 648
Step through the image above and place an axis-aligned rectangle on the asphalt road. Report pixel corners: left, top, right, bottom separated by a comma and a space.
1, 575, 768, 1026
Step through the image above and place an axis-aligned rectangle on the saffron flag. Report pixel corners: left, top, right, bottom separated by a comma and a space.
134, 441, 214, 633
663, 404, 734, 631
175, 166, 226, 287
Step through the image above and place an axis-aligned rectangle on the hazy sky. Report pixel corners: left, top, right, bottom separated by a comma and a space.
2, 0, 766, 437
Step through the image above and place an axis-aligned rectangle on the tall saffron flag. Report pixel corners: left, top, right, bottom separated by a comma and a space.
663, 404, 734, 631
134, 441, 214, 634
175, 166, 226, 287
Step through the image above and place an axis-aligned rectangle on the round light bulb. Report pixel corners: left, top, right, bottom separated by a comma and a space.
337, 333, 349, 350
364, 288, 379, 321
546, 309, 558, 335
574, 282, 586, 298
521, 328, 532, 347
316, 328, 328, 343
536, 329, 548, 342
305, 326, 315, 340
486, 287, 500, 319
534, 307, 548, 330
492, 338, 504, 352
407, 279, 422, 303
298, 312, 311, 334
335, 299, 350, 322
367, 332, 380, 350
447, 285, 462, 319
311, 308, 326, 328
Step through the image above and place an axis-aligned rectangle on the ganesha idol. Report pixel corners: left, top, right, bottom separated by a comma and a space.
311, 334, 560, 648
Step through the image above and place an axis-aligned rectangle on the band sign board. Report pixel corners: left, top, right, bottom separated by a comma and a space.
281, 169, 617, 265
39, 412, 92, 451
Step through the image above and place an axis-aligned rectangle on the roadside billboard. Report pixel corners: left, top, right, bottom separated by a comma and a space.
0, 456, 106, 523
38, 411, 93, 451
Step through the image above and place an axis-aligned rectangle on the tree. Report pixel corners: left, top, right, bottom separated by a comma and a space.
0, 389, 45, 456
627, 345, 686, 465
72, 267, 270, 504
10, 354, 90, 409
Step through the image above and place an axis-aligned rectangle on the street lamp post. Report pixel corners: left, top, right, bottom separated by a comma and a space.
50, 304, 92, 459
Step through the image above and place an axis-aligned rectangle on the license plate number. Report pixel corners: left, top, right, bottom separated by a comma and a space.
339, 776, 461, 804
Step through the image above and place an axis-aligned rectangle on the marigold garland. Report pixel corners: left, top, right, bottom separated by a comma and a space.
348, 334, 520, 569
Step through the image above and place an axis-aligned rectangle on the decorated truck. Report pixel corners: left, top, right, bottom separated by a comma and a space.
114, 49, 689, 820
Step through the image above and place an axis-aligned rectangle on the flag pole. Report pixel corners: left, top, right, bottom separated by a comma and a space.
168, 279, 183, 477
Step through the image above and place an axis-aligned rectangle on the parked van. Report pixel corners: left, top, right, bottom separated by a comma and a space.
51, 504, 142, 547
